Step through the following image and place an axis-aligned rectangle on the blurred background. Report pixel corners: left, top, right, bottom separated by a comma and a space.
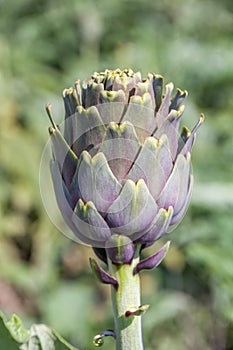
0, 0, 233, 349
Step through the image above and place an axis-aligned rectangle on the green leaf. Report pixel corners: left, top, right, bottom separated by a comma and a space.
0, 312, 79, 350
0, 312, 20, 350
6, 314, 30, 343
21, 324, 79, 350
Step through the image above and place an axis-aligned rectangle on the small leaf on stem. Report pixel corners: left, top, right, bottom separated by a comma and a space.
133, 241, 170, 275
125, 305, 150, 318
90, 258, 119, 290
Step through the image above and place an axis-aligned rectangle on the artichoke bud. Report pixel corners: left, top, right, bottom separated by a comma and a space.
42, 69, 203, 260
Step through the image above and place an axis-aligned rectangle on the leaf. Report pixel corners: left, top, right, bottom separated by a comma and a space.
6, 314, 30, 343
20, 324, 79, 350
0, 312, 20, 350
0, 312, 79, 350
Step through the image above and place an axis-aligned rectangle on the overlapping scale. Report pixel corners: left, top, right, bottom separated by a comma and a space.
154, 108, 183, 160
127, 135, 173, 200
179, 115, 204, 156
169, 88, 188, 112
49, 126, 78, 188
70, 151, 121, 214
170, 174, 193, 225
157, 153, 191, 216
106, 179, 158, 237
155, 82, 174, 128
122, 93, 155, 142
72, 199, 111, 244
83, 81, 104, 108
138, 206, 173, 244
99, 121, 140, 182
50, 160, 92, 244
72, 105, 106, 157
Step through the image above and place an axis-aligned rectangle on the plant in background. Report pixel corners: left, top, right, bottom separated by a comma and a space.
45, 69, 203, 350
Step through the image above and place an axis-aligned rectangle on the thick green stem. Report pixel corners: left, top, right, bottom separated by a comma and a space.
108, 246, 144, 350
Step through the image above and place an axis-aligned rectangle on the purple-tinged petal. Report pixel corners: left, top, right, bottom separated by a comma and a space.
70, 151, 121, 214
62, 88, 79, 146
151, 74, 164, 112
104, 70, 117, 90
83, 81, 105, 108
50, 160, 74, 215
157, 153, 191, 215
128, 91, 153, 109
106, 179, 158, 238
99, 121, 140, 183
112, 77, 129, 93
179, 114, 204, 156
135, 80, 153, 97
100, 89, 126, 104
91, 71, 107, 84
89, 258, 118, 290
105, 235, 135, 265
170, 174, 193, 225
134, 76, 155, 109
169, 88, 188, 112
138, 206, 173, 244
134, 71, 143, 83
133, 241, 171, 275
50, 160, 94, 244
129, 92, 153, 108
63, 87, 78, 118
72, 105, 106, 157
49, 127, 78, 188
154, 108, 183, 160
123, 93, 155, 143
100, 69, 126, 90
155, 82, 174, 128
74, 80, 83, 106
72, 199, 111, 245
178, 126, 191, 152
97, 90, 126, 125
112, 71, 137, 96
127, 135, 173, 200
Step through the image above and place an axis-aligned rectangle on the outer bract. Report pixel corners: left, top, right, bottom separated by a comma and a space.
47, 69, 203, 264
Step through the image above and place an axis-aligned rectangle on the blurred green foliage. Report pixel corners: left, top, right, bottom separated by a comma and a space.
0, 312, 79, 349
0, 0, 233, 349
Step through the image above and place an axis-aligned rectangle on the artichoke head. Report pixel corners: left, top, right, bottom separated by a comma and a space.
46, 69, 203, 264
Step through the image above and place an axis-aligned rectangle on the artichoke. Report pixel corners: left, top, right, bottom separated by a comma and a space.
46, 69, 203, 265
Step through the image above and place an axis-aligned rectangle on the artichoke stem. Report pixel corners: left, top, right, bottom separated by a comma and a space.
108, 245, 144, 350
